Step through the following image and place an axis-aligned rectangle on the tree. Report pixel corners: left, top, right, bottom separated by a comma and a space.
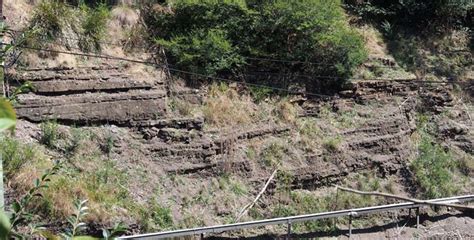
146, 0, 367, 93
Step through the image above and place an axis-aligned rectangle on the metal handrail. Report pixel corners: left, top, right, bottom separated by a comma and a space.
118, 195, 474, 239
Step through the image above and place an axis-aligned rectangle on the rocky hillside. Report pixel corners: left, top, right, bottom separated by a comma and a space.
1, 0, 473, 239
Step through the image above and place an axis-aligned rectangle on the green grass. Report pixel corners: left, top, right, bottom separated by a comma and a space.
322, 136, 342, 153
271, 172, 386, 233
0, 137, 36, 179
79, 3, 110, 52
411, 131, 459, 199
260, 141, 287, 168
40, 121, 60, 149
138, 200, 174, 231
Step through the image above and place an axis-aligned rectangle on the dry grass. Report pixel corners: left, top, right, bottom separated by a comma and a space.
202, 83, 256, 127
5, 0, 34, 28
8, 126, 138, 225
110, 6, 139, 28
357, 25, 388, 59
274, 98, 297, 124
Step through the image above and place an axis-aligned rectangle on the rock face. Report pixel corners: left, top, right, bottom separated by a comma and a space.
12, 66, 167, 124
12, 66, 470, 190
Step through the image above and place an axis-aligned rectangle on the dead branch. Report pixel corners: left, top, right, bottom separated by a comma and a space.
235, 169, 278, 222
334, 185, 474, 211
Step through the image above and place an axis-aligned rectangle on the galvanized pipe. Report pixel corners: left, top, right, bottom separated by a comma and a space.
118, 195, 474, 240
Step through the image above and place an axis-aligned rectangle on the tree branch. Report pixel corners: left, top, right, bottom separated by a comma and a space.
235, 169, 278, 222
334, 185, 474, 211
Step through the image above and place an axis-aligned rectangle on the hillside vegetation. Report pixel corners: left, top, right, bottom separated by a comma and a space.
0, 0, 472, 239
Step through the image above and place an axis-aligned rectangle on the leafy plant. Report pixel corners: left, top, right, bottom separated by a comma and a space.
411, 131, 459, 199
0, 99, 16, 132
102, 222, 127, 240
40, 121, 60, 149
147, 0, 367, 92
139, 201, 173, 231
27, 0, 72, 47
323, 137, 342, 153
7, 82, 35, 103
10, 161, 62, 234
261, 141, 286, 168
62, 199, 89, 239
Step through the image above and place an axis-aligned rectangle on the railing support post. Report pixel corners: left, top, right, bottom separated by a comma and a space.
416, 207, 420, 229
201, 233, 205, 240
286, 220, 292, 240
349, 214, 353, 239
348, 211, 357, 239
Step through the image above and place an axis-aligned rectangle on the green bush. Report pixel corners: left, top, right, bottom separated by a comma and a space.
0, 137, 36, 179
146, 0, 367, 92
411, 125, 459, 199
157, 29, 245, 75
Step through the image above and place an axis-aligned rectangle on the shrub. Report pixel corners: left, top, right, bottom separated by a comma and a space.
26, 1, 110, 52
411, 133, 459, 199
345, 0, 474, 30
157, 29, 245, 76
146, 0, 367, 92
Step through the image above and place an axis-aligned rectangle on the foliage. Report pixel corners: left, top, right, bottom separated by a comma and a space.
27, 1, 111, 52
248, 86, 272, 102
139, 201, 173, 231
323, 136, 342, 153
345, 0, 474, 31
156, 29, 245, 76
146, 0, 367, 92
102, 222, 127, 240
0, 99, 16, 132
28, 0, 73, 45
0, 137, 36, 179
7, 82, 35, 104
260, 141, 286, 168
62, 199, 89, 239
40, 121, 60, 149
411, 117, 459, 199
272, 172, 384, 233
9, 162, 62, 237
79, 3, 110, 51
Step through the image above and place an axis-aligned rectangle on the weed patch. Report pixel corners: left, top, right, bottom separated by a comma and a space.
411, 133, 459, 198
40, 121, 60, 149
323, 136, 342, 153
260, 141, 287, 168
0, 137, 36, 179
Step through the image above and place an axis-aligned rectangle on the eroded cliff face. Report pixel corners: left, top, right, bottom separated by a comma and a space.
11, 65, 472, 180
5, 62, 472, 236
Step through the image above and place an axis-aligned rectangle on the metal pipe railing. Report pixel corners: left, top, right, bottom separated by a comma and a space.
118, 194, 474, 239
